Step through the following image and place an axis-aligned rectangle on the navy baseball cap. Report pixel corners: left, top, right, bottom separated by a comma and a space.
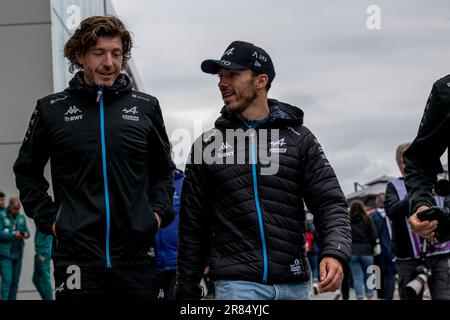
201, 41, 276, 81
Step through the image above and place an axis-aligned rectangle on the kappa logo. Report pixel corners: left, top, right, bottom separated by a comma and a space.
218, 142, 232, 151
122, 106, 139, 122
64, 106, 83, 122
218, 142, 234, 158
270, 138, 287, 153
65, 106, 81, 115
223, 47, 235, 56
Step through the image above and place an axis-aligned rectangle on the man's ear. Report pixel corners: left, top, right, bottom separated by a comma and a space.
75, 52, 85, 67
256, 74, 269, 90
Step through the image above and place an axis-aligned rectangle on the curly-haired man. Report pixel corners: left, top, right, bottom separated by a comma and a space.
14, 16, 175, 299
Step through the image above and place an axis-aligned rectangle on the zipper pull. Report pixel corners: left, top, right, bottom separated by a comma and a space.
96, 85, 104, 103
249, 129, 256, 143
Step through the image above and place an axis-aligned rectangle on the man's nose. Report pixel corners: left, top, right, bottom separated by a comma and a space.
218, 77, 228, 89
103, 53, 113, 67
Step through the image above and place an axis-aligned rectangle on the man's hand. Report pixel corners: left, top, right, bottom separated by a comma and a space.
408, 205, 438, 239
52, 222, 56, 237
154, 212, 161, 229
319, 257, 343, 293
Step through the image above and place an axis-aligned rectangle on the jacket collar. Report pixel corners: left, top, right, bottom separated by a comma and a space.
215, 99, 304, 129
65, 71, 133, 100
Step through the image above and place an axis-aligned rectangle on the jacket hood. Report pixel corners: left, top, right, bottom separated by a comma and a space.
215, 99, 304, 129
66, 71, 133, 97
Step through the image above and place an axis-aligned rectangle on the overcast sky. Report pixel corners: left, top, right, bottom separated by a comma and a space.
111, 0, 450, 195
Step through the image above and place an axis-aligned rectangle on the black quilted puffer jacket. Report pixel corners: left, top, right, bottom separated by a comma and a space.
176, 99, 351, 299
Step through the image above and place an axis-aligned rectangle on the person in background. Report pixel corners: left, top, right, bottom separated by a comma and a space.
370, 194, 397, 300
0, 191, 5, 211
156, 169, 185, 300
0, 197, 30, 300
403, 75, 450, 238
385, 143, 450, 300
32, 229, 53, 300
349, 199, 378, 300
305, 212, 320, 295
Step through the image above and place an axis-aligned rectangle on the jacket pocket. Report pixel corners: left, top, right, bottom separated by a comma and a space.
131, 202, 157, 237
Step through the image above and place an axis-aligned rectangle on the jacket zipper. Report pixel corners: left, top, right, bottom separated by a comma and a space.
97, 86, 112, 268
244, 118, 269, 283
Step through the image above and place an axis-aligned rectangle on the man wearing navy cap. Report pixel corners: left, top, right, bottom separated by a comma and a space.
176, 41, 352, 300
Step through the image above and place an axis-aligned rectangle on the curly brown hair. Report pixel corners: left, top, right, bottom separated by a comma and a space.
64, 16, 133, 73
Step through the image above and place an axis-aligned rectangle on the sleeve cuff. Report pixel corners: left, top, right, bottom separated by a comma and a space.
153, 204, 174, 228
35, 211, 57, 235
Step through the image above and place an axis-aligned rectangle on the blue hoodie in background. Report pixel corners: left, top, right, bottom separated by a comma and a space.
156, 169, 185, 270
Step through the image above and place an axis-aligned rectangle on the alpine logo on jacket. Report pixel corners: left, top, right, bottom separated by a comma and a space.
64, 106, 83, 122
270, 138, 287, 153
122, 106, 139, 121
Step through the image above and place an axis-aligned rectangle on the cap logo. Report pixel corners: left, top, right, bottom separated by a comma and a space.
255, 60, 262, 67
224, 48, 235, 56
220, 60, 231, 66
253, 51, 268, 62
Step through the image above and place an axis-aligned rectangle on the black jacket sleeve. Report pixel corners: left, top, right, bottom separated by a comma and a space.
147, 98, 175, 227
384, 182, 410, 220
404, 77, 450, 213
175, 137, 213, 300
13, 102, 57, 234
300, 127, 352, 271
